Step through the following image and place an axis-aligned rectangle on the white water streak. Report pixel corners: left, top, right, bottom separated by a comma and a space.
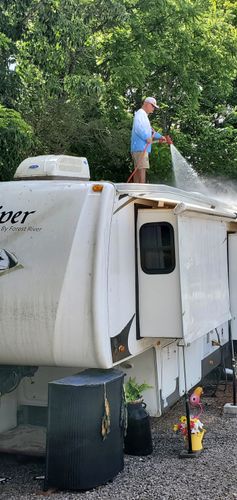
170, 144, 237, 209
171, 145, 207, 194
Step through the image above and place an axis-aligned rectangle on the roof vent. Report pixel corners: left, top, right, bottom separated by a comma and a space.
14, 155, 90, 180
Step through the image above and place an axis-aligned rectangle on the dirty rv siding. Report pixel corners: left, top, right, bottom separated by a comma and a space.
0, 165, 235, 433
0, 180, 115, 368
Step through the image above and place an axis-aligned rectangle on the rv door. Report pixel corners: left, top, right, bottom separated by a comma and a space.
136, 208, 182, 339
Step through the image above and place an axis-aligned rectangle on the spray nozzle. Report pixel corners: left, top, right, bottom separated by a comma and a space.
165, 135, 173, 145
159, 135, 173, 145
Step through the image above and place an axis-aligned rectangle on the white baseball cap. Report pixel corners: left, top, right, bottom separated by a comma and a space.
144, 97, 159, 109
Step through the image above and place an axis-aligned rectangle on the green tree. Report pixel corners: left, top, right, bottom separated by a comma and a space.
173, 113, 237, 179
1, 0, 237, 182
0, 105, 37, 180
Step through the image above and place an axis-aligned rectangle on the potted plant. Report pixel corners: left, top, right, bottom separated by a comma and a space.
124, 377, 153, 456
173, 415, 206, 452
124, 377, 152, 403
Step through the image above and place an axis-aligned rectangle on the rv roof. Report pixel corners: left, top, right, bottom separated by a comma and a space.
115, 183, 237, 214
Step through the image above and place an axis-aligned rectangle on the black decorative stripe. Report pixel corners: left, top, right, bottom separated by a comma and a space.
118, 194, 128, 200
111, 315, 135, 362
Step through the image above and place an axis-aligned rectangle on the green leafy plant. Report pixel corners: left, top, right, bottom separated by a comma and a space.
0, 105, 37, 181
124, 377, 152, 403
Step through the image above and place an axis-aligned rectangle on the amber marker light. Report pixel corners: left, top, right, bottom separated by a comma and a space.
118, 344, 126, 353
92, 184, 104, 192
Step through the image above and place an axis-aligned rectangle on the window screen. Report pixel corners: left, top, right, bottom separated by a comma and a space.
139, 222, 175, 274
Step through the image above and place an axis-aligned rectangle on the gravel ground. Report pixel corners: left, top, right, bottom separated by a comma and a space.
0, 381, 236, 500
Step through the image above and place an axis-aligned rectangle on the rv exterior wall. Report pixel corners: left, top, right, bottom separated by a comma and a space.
108, 202, 176, 364
178, 213, 231, 344
228, 232, 237, 340
0, 177, 235, 438
108, 199, 233, 362
0, 180, 115, 368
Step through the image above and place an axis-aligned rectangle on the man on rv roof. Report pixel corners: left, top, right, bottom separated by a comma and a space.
131, 97, 167, 183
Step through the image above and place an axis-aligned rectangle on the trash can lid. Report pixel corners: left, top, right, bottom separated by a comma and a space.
49, 368, 124, 387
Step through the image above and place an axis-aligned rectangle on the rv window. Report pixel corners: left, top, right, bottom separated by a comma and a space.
139, 222, 175, 274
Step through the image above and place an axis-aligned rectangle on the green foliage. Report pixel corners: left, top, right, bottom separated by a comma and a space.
149, 143, 174, 184
28, 98, 131, 181
197, 125, 237, 179
1, 0, 237, 181
173, 113, 237, 179
223, 110, 237, 128
0, 105, 37, 181
0, 33, 19, 108
124, 377, 152, 403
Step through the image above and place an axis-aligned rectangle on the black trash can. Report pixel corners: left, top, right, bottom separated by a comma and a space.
44, 368, 125, 491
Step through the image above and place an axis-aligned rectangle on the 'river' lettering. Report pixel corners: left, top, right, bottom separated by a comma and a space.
0, 207, 36, 224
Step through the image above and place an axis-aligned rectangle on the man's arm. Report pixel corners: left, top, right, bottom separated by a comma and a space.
152, 129, 164, 141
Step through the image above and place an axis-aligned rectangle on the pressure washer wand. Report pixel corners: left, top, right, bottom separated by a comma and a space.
159, 135, 173, 145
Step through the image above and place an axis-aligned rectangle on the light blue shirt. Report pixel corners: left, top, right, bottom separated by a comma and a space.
131, 108, 162, 153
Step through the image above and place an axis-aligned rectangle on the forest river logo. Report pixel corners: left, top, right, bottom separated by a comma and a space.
0, 207, 41, 233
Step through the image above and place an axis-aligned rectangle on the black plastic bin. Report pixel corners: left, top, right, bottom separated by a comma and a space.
44, 368, 125, 491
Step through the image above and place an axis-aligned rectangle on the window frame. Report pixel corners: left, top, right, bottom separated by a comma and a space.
139, 221, 176, 275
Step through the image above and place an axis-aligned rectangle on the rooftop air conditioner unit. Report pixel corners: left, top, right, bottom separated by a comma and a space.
14, 155, 90, 180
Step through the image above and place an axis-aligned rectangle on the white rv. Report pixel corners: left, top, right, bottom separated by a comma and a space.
0, 154, 236, 454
